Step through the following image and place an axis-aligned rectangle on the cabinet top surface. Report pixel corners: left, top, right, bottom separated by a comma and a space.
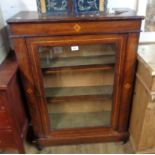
7, 9, 144, 24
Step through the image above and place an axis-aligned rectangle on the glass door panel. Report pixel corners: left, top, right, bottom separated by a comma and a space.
38, 44, 116, 130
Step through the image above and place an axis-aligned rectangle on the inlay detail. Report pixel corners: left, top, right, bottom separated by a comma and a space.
74, 24, 81, 32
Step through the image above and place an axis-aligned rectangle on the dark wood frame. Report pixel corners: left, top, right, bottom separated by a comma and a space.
7, 11, 143, 146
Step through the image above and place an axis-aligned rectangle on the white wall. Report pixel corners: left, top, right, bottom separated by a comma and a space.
108, 0, 138, 11
0, 0, 37, 20
0, 6, 9, 64
0, 0, 138, 20
0, 0, 37, 64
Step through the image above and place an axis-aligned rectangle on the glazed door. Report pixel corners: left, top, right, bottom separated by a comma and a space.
26, 34, 127, 136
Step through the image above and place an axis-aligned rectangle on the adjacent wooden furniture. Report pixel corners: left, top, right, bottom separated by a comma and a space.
7, 10, 143, 147
0, 55, 28, 153
130, 44, 155, 153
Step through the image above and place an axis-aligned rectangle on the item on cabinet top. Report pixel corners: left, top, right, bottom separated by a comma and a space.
36, 0, 108, 17
36, 0, 72, 16
74, 0, 108, 16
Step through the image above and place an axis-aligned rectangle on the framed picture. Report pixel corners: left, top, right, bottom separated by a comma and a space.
37, 0, 72, 16
74, 0, 99, 15
74, 0, 107, 16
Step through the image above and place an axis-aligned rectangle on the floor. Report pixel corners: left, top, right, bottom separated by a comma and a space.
2, 141, 134, 154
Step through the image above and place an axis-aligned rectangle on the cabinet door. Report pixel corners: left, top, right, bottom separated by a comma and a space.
26, 34, 127, 135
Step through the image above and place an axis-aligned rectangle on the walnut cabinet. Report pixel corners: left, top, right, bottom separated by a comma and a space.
7, 11, 143, 146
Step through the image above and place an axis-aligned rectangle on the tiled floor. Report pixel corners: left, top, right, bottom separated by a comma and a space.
1, 141, 134, 154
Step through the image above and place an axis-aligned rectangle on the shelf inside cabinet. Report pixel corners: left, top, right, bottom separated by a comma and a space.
49, 111, 111, 130
40, 55, 115, 69
45, 85, 113, 102
43, 65, 114, 74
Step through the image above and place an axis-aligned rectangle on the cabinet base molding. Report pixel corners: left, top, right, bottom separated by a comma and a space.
39, 130, 129, 146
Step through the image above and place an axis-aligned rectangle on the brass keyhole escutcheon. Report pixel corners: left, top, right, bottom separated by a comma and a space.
124, 83, 131, 89
26, 88, 33, 94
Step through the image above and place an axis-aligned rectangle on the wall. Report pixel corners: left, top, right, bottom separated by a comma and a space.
108, 0, 138, 11
0, 0, 138, 20
0, 0, 37, 21
0, 6, 9, 64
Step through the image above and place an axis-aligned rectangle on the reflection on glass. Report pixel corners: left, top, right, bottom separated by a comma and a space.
38, 44, 116, 130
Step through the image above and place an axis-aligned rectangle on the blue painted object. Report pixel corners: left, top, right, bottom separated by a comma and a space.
36, 0, 108, 16
37, 0, 71, 16
74, 0, 100, 15
46, 0, 68, 13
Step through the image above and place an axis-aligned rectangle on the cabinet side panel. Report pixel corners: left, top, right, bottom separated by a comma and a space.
118, 33, 140, 132
139, 101, 155, 151
0, 91, 13, 129
7, 75, 27, 135
12, 38, 45, 137
129, 78, 148, 151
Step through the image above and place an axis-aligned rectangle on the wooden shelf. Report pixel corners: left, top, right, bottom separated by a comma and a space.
49, 111, 111, 130
45, 85, 113, 102
40, 55, 115, 69
43, 65, 114, 74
